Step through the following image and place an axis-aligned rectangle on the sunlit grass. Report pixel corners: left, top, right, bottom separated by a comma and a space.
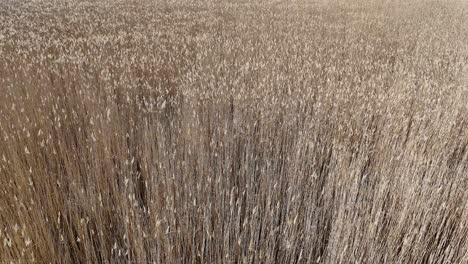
0, 0, 467, 263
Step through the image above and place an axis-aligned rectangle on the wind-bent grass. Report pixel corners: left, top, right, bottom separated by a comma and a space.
0, 0, 467, 263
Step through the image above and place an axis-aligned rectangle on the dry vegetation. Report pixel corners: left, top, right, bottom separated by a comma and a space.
1, 0, 468, 263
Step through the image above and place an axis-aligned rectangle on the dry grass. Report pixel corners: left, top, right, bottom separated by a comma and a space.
0, 0, 467, 263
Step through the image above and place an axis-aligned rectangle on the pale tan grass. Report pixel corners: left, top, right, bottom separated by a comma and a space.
0, 0, 467, 263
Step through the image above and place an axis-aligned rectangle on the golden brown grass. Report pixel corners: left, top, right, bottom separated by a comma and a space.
0, 0, 467, 263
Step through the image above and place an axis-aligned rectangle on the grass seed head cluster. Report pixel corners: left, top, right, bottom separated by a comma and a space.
0, 0, 467, 263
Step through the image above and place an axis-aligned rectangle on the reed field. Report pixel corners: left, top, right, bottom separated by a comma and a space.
0, 0, 467, 263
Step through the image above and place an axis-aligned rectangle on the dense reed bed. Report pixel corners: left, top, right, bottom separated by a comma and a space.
0, 0, 467, 263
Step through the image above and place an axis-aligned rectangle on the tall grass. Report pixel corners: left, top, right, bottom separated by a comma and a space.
0, 0, 467, 263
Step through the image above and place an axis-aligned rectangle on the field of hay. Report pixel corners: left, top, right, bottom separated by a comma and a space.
0, 0, 467, 263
